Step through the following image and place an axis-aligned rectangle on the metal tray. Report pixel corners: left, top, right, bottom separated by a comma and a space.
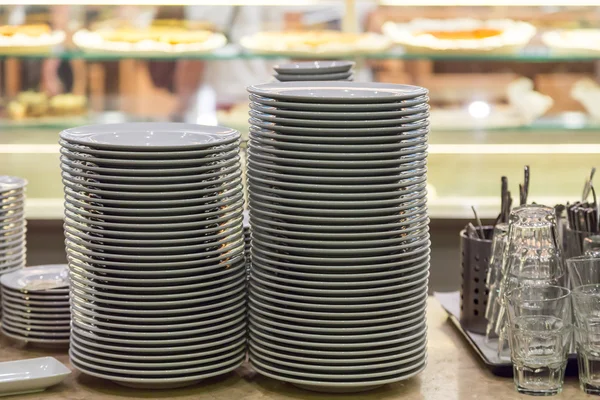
434, 291, 578, 377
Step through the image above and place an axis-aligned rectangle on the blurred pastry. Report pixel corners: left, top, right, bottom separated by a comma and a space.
4, 91, 87, 120
6, 101, 26, 121
17, 91, 49, 117
543, 29, 600, 54
74, 26, 226, 55
0, 24, 64, 54
50, 94, 87, 116
240, 30, 391, 56
571, 78, 600, 120
383, 19, 536, 54
0, 24, 51, 37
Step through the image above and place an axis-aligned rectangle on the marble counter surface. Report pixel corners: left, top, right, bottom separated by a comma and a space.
0, 298, 585, 400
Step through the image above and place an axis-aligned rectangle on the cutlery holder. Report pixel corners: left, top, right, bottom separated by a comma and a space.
459, 226, 494, 334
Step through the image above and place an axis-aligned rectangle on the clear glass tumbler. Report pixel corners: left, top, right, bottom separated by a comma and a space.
506, 285, 572, 396
583, 235, 600, 258
572, 284, 600, 395
566, 227, 600, 259
567, 256, 600, 288
496, 205, 566, 360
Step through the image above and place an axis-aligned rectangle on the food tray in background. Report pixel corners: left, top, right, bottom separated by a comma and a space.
434, 291, 578, 377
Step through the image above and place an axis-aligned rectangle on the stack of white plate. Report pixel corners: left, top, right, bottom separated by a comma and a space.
273, 61, 354, 82
58, 122, 247, 389
0, 177, 27, 283
243, 211, 251, 275
246, 81, 431, 393
0, 264, 70, 345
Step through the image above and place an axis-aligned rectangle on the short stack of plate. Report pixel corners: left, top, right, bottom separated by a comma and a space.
273, 61, 354, 82
0, 264, 70, 345
0, 176, 27, 283
58, 122, 247, 389
246, 81, 431, 393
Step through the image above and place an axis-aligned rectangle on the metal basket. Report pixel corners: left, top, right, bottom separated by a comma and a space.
459, 226, 494, 334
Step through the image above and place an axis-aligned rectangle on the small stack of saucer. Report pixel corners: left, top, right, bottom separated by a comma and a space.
0, 177, 27, 278
273, 61, 354, 82
0, 264, 70, 345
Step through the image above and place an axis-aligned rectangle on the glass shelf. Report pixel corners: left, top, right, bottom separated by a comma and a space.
3, 45, 600, 62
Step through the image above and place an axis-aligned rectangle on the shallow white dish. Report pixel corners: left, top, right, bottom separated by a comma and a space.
60, 123, 238, 151
274, 60, 354, 75
0, 177, 28, 193
248, 82, 427, 103
275, 71, 352, 82
0, 357, 70, 397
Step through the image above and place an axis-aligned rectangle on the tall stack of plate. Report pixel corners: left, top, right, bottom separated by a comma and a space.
246, 82, 431, 393
273, 61, 354, 82
243, 211, 251, 276
0, 265, 70, 345
58, 123, 247, 389
0, 176, 27, 284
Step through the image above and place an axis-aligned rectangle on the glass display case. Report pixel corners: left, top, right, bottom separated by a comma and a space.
1, 0, 599, 220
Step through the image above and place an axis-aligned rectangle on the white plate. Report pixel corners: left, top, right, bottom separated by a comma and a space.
249, 101, 429, 120
1, 319, 70, 337
60, 156, 240, 180
63, 215, 242, 242
60, 122, 239, 151
248, 82, 427, 104
249, 94, 429, 112
72, 312, 245, 339
70, 334, 246, 362
59, 138, 239, 160
274, 61, 354, 75
60, 146, 240, 168
71, 303, 245, 332
275, 71, 352, 82
1, 265, 68, 292
64, 187, 243, 212
69, 267, 245, 299
249, 116, 429, 135
0, 177, 28, 193
70, 294, 245, 325
250, 109, 429, 128
70, 343, 245, 372
250, 343, 424, 372
0, 326, 70, 344
64, 198, 244, 225
250, 356, 426, 392
70, 352, 243, 389
0, 357, 70, 397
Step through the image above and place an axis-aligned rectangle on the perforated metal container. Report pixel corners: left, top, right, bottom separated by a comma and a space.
459, 226, 494, 334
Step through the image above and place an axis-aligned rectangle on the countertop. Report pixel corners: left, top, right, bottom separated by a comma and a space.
0, 298, 585, 400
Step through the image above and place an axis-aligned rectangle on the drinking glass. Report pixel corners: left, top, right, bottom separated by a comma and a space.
584, 235, 600, 258
566, 227, 600, 259
567, 256, 600, 288
496, 205, 566, 360
484, 223, 509, 344
506, 285, 572, 396
572, 285, 600, 395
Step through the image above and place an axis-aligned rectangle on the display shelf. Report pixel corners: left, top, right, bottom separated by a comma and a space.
2, 123, 600, 149
2, 45, 600, 62
2, 113, 600, 135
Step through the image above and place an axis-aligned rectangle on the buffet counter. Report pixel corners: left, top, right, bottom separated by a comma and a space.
0, 298, 580, 400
